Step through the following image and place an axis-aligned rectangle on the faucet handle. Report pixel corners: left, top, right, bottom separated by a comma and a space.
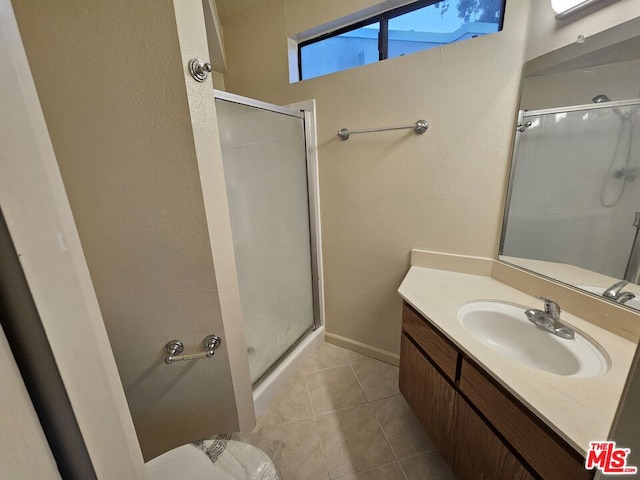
535, 296, 561, 319
603, 280, 629, 299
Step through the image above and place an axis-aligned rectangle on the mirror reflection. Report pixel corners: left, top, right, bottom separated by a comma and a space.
500, 17, 640, 311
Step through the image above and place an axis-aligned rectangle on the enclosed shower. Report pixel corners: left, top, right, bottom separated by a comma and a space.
213, 91, 323, 413
502, 97, 640, 279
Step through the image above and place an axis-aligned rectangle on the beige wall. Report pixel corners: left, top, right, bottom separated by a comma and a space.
607, 342, 640, 478
13, 0, 253, 460
525, 0, 640, 61
3, 0, 146, 474
521, 59, 640, 110
222, 0, 531, 356
221, 1, 640, 357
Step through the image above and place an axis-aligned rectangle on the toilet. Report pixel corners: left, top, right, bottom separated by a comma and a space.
145, 442, 277, 480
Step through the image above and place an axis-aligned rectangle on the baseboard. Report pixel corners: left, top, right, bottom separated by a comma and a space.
325, 332, 400, 366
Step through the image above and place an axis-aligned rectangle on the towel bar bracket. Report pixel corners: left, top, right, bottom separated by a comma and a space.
164, 335, 221, 364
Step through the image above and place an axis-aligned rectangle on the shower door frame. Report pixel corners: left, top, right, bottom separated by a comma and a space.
213, 90, 324, 384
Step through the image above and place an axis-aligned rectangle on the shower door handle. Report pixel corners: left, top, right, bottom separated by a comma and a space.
164, 334, 222, 364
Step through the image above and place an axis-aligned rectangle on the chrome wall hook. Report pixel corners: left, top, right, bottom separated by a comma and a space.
188, 59, 213, 83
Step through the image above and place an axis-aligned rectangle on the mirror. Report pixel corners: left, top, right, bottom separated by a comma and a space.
499, 16, 640, 311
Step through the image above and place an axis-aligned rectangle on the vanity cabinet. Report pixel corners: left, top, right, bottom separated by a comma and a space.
449, 394, 535, 480
399, 302, 593, 480
399, 334, 455, 455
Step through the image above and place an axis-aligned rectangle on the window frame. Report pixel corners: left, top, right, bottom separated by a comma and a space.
297, 0, 507, 81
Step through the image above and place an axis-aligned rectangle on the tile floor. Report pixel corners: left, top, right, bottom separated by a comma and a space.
250, 342, 456, 480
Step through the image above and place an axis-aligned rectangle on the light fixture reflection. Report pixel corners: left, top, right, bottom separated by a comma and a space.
554, 113, 567, 123
551, 0, 585, 13
551, 0, 608, 20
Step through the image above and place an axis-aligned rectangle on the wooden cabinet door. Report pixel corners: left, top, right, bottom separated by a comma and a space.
460, 359, 592, 480
399, 334, 456, 456
449, 395, 535, 480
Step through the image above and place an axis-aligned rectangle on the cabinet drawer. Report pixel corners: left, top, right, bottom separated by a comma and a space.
402, 302, 459, 382
460, 359, 593, 480
399, 334, 455, 456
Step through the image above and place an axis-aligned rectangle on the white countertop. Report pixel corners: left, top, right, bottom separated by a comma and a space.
398, 266, 637, 455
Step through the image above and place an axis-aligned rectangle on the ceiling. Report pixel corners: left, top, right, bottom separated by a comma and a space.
214, 0, 267, 24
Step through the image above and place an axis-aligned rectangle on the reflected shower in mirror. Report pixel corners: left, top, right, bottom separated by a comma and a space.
499, 16, 640, 312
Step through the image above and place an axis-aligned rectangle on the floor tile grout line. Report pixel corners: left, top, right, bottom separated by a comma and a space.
258, 413, 318, 430
369, 396, 401, 461
395, 445, 439, 460
330, 460, 404, 480
349, 356, 402, 404
313, 400, 370, 418
256, 366, 315, 430
347, 361, 372, 404
396, 450, 437, 462
302, 344, 351, 374
303, 360, 351, 374
397, 458, 411, 480
371, 397, 439, 461
303, 361, 350, 375
303, 357, 334, 480
312, 413, 331, 480
346, 353, 402, 467
305, 364, 369, 417
348, 360, 403, 461
266, 343, 416, 479
315, 348, 393, 478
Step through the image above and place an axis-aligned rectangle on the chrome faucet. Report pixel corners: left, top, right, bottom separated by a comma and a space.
603, 280, 636, 304
524, 297, 575, 340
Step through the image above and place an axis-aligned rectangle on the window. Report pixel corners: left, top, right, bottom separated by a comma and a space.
298, 0, 506, 81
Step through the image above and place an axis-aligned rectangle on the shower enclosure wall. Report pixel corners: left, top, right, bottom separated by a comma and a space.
502, 99, 640, 279
213, 91, 323, 414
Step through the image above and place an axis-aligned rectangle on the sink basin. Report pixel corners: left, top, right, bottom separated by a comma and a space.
578, 285, 640, 310
457, 301, 609, 378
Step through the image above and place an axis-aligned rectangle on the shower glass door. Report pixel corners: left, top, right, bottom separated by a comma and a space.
215, 93, 316, 384
502, 101, 640, 278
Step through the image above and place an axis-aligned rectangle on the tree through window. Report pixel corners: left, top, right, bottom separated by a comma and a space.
298, 0, 506, 81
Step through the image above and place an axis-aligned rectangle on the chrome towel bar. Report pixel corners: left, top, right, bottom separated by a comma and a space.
337, 119, 428, 140
164, 334, 221, 364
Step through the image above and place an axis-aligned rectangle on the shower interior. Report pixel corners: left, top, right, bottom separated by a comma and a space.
213, 91, 323, 415
502, 96, 640, 279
